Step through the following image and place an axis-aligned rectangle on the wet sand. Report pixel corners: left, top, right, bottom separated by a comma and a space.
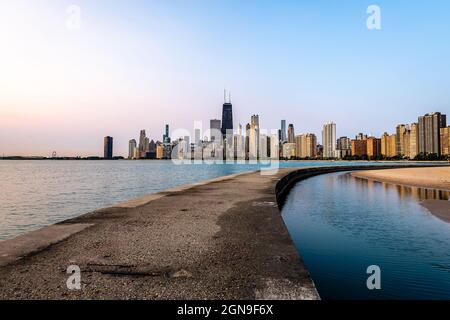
420, 200, 450, 224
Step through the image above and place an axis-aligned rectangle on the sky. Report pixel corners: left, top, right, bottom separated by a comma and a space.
1, 0, 449, 157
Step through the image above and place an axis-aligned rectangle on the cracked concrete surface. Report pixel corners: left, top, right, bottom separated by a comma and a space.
0, 169, 319, 300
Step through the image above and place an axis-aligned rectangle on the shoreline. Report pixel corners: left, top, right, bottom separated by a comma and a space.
2, 157, 450, 163
351, 167, 450, 224
351, 167, 450, 192
1, 164, 448, 299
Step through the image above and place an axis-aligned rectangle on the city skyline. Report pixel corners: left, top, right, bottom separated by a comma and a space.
3, 102, 449, 159
121, 107, 448, 161
2, 1, 450, 156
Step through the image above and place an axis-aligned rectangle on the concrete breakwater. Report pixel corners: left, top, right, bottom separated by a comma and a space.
0, 168, 319, 300
0, 164, 446, 300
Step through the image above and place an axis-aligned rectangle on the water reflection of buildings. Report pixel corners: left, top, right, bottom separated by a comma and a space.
347, 173, 450, 201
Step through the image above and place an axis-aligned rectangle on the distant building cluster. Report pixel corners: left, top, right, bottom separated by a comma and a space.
339, 112, 448, 160
103, 97, 449, 161
127, 126, 172, 160
279, 111, 448, 160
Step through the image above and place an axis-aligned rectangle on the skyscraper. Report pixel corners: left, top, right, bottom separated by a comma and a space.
366, 137, 381, 159
295, 134, 317, 158
249, 115, 260, 159
270, 133, 279, 159
337, 137, 351, 150
381, 133, 397, 158
245, 123, 251, 160
441, 126, 450, 156
281, 120, 287, 142
409, 123, 419, 159
282, 143, 296, 159
288, 124, 295, 143
351, 139, 367, 157
233, 124, 245, 160
128, 139, 137, 159
194, 129, 201, 145
322, 122, 336, 158
221, 90, 233, 140
418, 112, 447, 156
336, 136, 351, 159
396, 124, 409, 156
148, 140, 156, 159
104, 136, 113, 159
163, 125, 171, 144
138, 130, 147, 157
210, 119, 221, 142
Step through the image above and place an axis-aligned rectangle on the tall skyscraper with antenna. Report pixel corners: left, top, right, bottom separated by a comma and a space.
221, 90, 233, 141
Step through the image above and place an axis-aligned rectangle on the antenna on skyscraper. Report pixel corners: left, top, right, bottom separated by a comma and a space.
224, 89, 226, 103
229, 91, 231, 103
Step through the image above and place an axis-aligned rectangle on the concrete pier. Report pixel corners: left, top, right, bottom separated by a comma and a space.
0, 168, 319, 299
0, 164, 446, 300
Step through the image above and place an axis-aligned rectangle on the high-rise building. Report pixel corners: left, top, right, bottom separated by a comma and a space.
418, 112, 447, 156
295, 134, 317, 158
322, 122, 336, 158
104, 136, 113, 159
182, 136, 191, 159
281, 120, 287, 142
381, 133, 390, 158
249, 115, 260, 159
441, 126, 450, 156
128, 139, 137, 159
233, 124, 245, 160
288, 124, 295, 143
351, 139, 367, 157
270, 133, 279, 159
381, 133, 397, 158
336, 136, 351, 158
195, 129, 201, 145
409, 123, 419, 159
366, 137, 381, 159
156, 142, 164, 159
210, 119, 221, 142
144, 137, 150, 156
316, 144, 323, 157
163, 143, 172, 159
221, 91, 233, 140
163, 125, 171, 144
294, 135, 302, 158
259, 134, 268, 160
282, 143, 296, 159
243, 123, 249, 160
337, 137, 351, 150
138, 130, 147, 157
396, 124, 409, 156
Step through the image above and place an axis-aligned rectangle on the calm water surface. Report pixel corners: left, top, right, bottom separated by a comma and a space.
282, 172, 450, 300
0, 160, 400, 241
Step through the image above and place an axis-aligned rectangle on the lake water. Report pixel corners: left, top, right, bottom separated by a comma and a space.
282, 172, 450, 300
0, 160, 401, 241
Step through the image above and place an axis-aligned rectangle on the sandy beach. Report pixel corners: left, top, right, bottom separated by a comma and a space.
352, 166, 450, 223
351, 167, 450, 191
